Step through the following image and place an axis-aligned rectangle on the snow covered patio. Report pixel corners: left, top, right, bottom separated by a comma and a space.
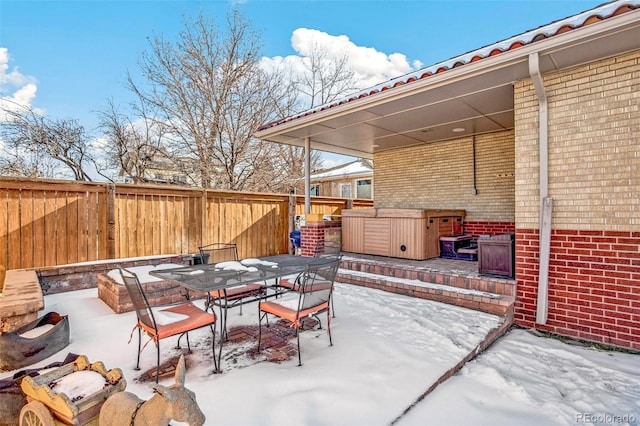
2, 280, 638, 425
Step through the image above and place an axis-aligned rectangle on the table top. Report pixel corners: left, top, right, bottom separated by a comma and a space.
148, 254, 320, 293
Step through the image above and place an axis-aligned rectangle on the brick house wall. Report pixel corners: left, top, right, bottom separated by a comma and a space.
374, 129, 516, 234
374, 130, 515, 222
514, 51, 640, 349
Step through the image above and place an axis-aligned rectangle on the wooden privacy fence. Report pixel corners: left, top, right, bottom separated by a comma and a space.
0, 177, 373, 270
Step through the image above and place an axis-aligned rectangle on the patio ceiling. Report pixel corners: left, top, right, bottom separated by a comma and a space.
255, 4, 640, 160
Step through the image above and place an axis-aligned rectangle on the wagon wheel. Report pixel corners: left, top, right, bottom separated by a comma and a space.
19, 401, 56, 426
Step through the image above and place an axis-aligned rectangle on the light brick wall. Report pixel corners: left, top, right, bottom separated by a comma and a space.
515, 51, 640, 231
514, 51, 640, 350
374, 130, 515, 223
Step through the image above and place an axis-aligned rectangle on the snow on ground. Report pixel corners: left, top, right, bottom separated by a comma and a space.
1, 283, 638, 425
399, 329, 640, 426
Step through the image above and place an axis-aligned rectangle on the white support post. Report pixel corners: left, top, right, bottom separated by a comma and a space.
304, 137, 311, 214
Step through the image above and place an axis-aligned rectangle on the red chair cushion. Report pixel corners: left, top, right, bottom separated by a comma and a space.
259, 299, 329, 327
140, 302, 216, 340
209, 283, 264, 300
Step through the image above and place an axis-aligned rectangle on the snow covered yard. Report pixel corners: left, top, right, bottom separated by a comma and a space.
1, 282, 638, 425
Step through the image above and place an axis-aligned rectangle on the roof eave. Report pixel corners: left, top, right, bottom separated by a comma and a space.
255, 8, 640, 145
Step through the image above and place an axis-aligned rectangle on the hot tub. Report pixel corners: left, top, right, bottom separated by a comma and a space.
341, 208, 465, 260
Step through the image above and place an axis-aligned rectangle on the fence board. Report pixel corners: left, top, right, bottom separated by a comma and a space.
55, 192, 68, 265
79, 192, 88, 263
0, 189, 7, 270
89, 190, 99, 262
32, 192, 45, 267
44, 192, 57, 266
7, 191, 21, 269
188, 195, 200, 253
68, 193, 79, 264
22, 190, 35, 268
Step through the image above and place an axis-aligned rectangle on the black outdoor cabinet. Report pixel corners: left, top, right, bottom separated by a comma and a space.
478, 233, 515, 278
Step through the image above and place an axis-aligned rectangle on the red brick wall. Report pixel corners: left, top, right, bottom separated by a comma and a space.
300, 222, 324, 257
464, 221, 515, 237
300, 220, 342, 257
515, 229, 640, 350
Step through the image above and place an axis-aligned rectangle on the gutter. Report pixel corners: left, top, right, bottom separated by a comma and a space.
528, 52, 553, 325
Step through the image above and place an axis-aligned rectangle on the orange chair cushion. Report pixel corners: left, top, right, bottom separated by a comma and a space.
209, 283, 264, 300
277, 278, 300, 291
278, 278, 332, 292
140, 302, 216, 340
259, 299, 329, 327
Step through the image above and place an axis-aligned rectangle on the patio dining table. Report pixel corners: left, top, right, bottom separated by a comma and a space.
149, 254, 320, 372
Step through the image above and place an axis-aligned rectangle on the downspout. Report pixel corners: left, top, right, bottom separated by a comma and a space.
471, 135, 478, 195
528, 52, 553, 325
304, 137, 311, 214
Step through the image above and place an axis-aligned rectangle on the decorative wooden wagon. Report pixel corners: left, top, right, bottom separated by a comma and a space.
18, 356, 126, 426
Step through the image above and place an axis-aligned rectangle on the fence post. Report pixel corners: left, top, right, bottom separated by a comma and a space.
106, 184, 116, 260
201, 189, 207, 249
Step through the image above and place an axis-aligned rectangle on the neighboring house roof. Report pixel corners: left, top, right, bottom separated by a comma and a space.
258, 1, 639, 133
310, 159, 373, 181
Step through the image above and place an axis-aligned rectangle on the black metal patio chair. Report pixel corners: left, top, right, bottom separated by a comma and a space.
278, 240, 342, 316
119, 268, 217, 382
257, 255, 341, 366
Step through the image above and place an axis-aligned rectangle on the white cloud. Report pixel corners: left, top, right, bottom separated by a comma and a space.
290, 28, 422, 88
260, 28, 423, 99
0, 47, 40, 120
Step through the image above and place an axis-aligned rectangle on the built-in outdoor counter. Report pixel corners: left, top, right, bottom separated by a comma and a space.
342, 208, 465, 260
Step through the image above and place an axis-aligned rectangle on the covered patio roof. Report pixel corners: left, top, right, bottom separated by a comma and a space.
255, 1, 640, 159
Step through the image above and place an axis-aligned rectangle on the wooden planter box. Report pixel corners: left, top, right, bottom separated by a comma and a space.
342, 208, 465, 260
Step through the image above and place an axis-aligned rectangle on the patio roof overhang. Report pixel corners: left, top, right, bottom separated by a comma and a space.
255, 5, 640, 159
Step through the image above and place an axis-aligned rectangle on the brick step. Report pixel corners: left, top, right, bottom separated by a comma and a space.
336, 264, 515, 318
340, 257, 516, 296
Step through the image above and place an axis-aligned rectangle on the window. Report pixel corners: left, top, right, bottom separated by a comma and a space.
310, 184, 320, 196
356, 179, 372, 199
339, 183, 352, 198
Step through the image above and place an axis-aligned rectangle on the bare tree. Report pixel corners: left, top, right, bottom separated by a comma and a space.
293, 40, 359, 110
96, 99, 169, 183
259, 37, 361, 193
127, 9, 289, 190
0, 105, 93, 180
253, 39, 358, 192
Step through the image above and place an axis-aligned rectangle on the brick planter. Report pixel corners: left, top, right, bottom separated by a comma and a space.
37, 254, 192, 294
97, 266, 207, 314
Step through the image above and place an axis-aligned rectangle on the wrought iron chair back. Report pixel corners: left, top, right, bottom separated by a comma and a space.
198, 243, 238, 265
119, 268, 158, 334
118, 268, 217, 382
313, 240, 342, 258
197, 242, 265, 337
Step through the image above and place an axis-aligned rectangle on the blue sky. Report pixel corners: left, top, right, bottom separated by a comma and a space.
1, 0, 605, 165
